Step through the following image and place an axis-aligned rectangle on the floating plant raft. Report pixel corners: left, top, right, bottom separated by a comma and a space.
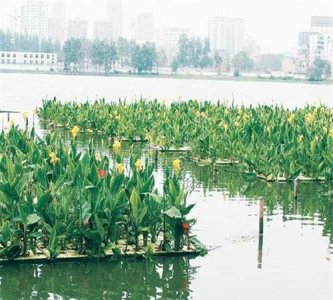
0, 127, 202, 265
148, 144, 191, 152
190, 156, 239, 165
256, 174, 326, 182
108, 136, 147, 146
0, 241, 198, 264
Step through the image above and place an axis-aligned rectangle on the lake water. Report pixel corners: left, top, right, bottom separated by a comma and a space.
0, 73, 332, 112
0, 73, 332, 299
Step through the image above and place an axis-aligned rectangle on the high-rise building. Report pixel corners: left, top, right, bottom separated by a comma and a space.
129, 13, 154, 43
297, 16, 333, 73
47, 1, 66, 43
21, 0, 48, 38
106, 0, 123, 39
94, 20, 113, 41
208, 17, 245, 56
67, 19, 88, 40
311, 16, 333, 34
48, 18, 65, 42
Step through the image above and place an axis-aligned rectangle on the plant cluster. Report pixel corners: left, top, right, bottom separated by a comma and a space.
0, 126, 196, 260
38, 99, 333, 182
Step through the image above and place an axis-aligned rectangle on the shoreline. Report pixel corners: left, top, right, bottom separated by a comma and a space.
1, 68, 332, 85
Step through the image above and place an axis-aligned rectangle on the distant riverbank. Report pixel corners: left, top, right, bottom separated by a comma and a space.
1, 68, 332, 85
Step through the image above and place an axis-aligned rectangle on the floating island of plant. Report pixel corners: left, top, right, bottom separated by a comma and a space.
38, 99, 333, 182
0, 127, 204, 262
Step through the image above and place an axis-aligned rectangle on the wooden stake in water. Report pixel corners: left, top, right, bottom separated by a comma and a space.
154, 149, 158, 165
293, 177, 299, 199
257, 198, 264, 269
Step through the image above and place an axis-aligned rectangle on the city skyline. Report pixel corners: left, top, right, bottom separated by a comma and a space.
0, 0, 332, 53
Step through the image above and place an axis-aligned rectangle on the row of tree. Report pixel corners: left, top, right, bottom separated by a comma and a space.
62, 38, 161, 73
0, 30, 331, 79
0, 30, 61, 54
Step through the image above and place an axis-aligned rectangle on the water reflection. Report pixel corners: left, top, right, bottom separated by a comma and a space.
0, 257, 198, 300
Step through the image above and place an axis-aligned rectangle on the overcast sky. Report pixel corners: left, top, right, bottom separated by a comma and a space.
1, 0, 333, 53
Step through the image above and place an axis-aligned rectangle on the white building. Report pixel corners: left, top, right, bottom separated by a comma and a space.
106, 0, 123, 39
308, 33, 332, 64
0, 51, 58, 71
297, 17, 333, 73
129, 13, 154, 43
311, 16, 333, 66
208, 17, 245, 57
21, 0, 48, 38
94, 20, 113, 41
67, 19, 88, 40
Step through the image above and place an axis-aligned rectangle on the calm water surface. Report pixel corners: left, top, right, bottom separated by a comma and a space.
0, 75, 332, 299
0, 73, 332, 111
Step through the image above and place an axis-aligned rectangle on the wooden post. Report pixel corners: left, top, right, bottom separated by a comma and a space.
154, 149, 158, 165
293, 177, 299, 199
257, 198, 264, 269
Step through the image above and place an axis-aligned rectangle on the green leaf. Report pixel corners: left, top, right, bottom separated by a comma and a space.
130, 188, 139, 220
82, 201, 92, 224
27, 213, 41, 225
37, 192, 51, 214
164, 206, 181, 219
95, 215, 105, 240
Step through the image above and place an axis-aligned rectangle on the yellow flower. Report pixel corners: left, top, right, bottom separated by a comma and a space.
0, 153, 3, 160
196, 111, 206, 118
95, 153, 101, 161
115, 163, 124, 174
234, 121, 240, 128
329, 128, 333, 138
298, 135, 304, 142
22, 112, 28, 119
242, 113, 250, 122
323, 127, 328, 133
9, 119, 14, 127
135, 159, 143, 172
71, 126, 80, 138
305, 113, 314, 124
173, 159, 181, 174
264, 126, 271, 134
49, 152, 59, 165
287, 114, 295, 124
113, 140, 121, 154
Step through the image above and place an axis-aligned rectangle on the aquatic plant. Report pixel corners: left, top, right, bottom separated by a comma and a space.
0, 127, 198, 259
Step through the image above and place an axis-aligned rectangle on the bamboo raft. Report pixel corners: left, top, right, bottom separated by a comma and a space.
108, 136, 148, 146
0, 238, 199, 264
190, 156, 239, 165
147, 144, 191, 152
